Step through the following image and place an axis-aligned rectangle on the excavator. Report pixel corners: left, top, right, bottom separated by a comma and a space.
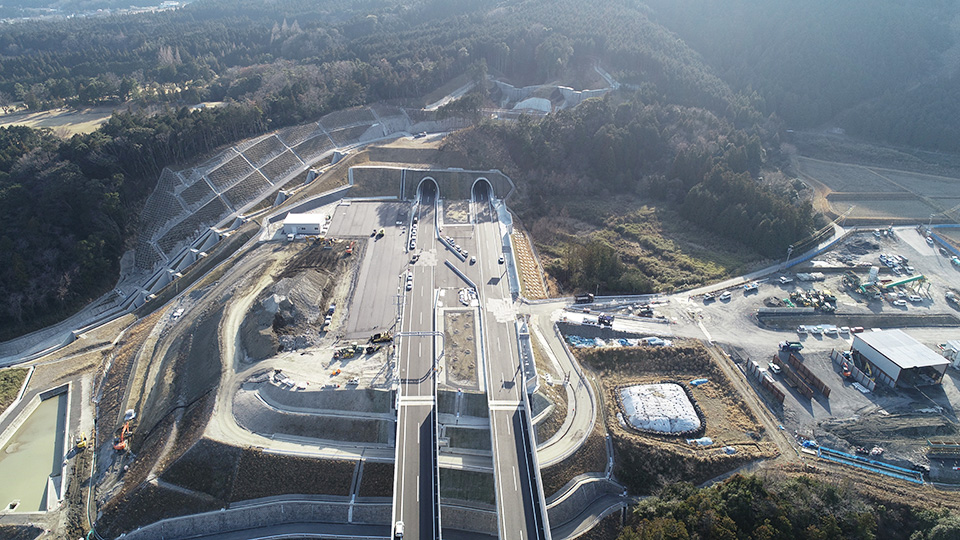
114, 421, 133, 452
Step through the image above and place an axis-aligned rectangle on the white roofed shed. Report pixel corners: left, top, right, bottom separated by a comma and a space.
282, 212, 324, 235
851, 329, 949, 388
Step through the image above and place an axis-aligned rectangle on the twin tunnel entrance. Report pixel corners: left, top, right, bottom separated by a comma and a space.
414, 177, 493, 203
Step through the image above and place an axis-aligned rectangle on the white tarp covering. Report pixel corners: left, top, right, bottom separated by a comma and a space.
619, 383, 701, 433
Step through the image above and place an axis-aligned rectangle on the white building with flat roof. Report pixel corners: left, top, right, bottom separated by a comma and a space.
282, 213, 324, 235
851, 329, 949, 388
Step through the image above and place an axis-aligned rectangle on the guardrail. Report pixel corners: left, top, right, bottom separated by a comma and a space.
521, 389, 552, 540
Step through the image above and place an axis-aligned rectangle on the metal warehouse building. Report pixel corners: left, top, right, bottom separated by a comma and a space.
282, 213, 324, 235
851, 329, 949, 388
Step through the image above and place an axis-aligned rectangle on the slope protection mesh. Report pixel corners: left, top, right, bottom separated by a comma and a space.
319, 107, 375, 130
241, 134, 286, 168
293, 134, 335, 162
260, 150, 303, 182
207, 155, 254, 190
224, 171, 271, 209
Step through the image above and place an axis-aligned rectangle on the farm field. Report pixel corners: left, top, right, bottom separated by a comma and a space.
837, 199, 938, 221
869, 169, 960, 200
797, 157, 905, 193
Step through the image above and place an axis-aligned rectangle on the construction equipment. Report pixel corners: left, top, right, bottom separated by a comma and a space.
370, 332, 394, 343
75, 433, 88, 451
345, 241, 356, 255
882, 274, 925, 290
114, 421, 133, 452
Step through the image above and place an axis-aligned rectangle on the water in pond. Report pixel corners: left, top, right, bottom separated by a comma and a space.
0, 393, 67, 512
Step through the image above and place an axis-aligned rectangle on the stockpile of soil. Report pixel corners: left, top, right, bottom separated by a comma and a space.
240, 249, 343, 360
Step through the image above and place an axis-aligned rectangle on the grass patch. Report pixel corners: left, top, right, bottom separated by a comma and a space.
530, 330, 569, 443
540, 414, 608, 497
231, 449, 355, 501
446, 426, 491, 451
0, 367, 28, 414
358, 461, 394, 498
439, 468, 496, 505
160, 439, 242, 501
528, 197, 765, 293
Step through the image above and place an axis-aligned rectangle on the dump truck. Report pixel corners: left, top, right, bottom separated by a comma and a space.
779, 341, 804, 352
574, 293, 595, 304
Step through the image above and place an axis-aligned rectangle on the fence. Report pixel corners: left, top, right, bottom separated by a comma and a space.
772, 355, 814, 399
786, 353, 831, 398
746, 360, 786, 404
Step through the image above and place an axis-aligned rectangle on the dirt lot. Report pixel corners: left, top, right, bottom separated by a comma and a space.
444, 310, 478, 387
575, 342, 777, 494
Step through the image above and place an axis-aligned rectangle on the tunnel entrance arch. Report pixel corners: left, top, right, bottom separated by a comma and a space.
471, 177, 493, 202
417, 177, 439, 204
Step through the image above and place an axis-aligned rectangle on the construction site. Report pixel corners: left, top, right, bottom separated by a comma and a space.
5, 84, 960, 539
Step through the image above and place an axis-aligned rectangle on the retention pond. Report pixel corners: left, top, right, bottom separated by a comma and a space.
0, 392, 67, 512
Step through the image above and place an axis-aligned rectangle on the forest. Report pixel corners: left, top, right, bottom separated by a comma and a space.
1, 0, 956, 330
618, 474, 960, 540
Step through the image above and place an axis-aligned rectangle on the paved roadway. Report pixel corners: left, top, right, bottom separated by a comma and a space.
328, 202, 411, 339
467, 192, 547, 540
393, 194, 441, 540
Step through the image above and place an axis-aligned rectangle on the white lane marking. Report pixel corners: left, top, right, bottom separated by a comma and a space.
497, 337, 501, 351
419, 342, 422, 356
513, 466, 518, 491
420, 312, 423, 325
417, 475, 420, 502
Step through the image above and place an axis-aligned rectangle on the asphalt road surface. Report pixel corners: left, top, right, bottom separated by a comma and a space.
329, 202, 411, 339
393, 193, 441, 540
469, 193, 547, 540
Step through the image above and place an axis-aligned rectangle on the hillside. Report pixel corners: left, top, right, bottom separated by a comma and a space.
644, 0, 960, 151
0, 0, 772, 338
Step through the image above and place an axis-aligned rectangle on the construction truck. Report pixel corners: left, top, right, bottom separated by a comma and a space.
574, 293, 595, 304
779, 341, 803, 352
598, 314, 614, 327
